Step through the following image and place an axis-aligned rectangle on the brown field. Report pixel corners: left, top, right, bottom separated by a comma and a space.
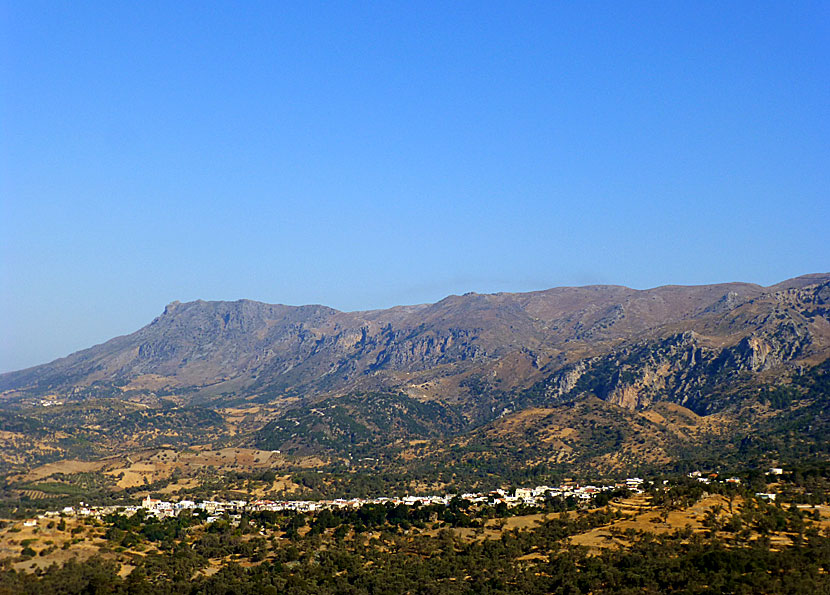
569, 493, 730, 550
0, 517, 110, 573
19, 447, 312, 495
23, 460, 108, 482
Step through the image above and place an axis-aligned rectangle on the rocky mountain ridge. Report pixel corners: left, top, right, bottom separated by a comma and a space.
512, 279, 830, 413
0, 275, 828, 482
1, 274, 828, 412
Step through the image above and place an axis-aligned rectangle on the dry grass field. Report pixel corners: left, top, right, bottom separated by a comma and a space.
0, 517, 110, 573
17, 447, 310, 495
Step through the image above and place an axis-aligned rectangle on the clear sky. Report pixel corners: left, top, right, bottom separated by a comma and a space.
1, 2, 828, 373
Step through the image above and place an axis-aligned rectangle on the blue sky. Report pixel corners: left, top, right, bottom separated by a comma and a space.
1, 2, 828, 372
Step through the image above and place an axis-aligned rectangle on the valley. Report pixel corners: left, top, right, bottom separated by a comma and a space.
0, 275, 828, 591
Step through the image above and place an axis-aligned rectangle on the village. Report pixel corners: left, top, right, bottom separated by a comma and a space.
12, 465, 797, 530
19, 477, 650, 527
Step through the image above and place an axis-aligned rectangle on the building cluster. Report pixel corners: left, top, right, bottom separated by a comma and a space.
24, 479, 648, 525
37, 399, 63, 407
688, 470, 744, 485
687, 467, 786, 488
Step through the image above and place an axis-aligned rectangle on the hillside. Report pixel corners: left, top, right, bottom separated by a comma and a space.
0, 274, 828, 492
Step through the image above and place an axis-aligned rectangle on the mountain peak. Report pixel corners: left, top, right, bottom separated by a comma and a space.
163, 300, 183, 315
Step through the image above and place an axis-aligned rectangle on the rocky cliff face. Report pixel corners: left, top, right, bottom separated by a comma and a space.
531, 281, 830, 413
1, 276, 828, 409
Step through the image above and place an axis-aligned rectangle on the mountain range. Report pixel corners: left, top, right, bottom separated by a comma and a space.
1, 273, 829, 482
2, 273, 829, 406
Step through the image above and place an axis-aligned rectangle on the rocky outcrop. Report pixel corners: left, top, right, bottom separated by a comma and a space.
533, 302, 823, 414
702, 290, 744, 314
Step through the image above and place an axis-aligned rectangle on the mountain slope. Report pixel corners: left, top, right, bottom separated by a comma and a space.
0, 275, 828, 489
1, 275, 828, 410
